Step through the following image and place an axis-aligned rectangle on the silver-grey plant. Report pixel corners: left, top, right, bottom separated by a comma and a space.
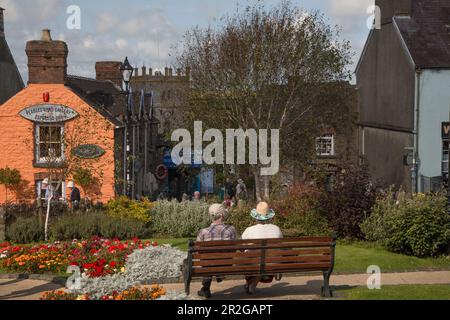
74, 245, 188, 299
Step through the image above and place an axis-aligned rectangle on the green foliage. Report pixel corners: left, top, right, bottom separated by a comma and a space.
227, 185, 331, 237
6, 217, 44, 244
227, 204, 255, 236
317, 163, 376, 239
106, 196, 153, 223
150, 201, 210, 238
272, 183, 330, 237
361, 190, 450, 257
0, 167, 22, 202
50, 212, 149, 241
72, 167, 94, 190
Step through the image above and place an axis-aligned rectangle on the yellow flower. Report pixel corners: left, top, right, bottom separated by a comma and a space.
76, 295, 88, 300
120, 267, 125, 273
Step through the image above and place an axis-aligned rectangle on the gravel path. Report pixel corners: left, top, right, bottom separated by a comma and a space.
1, 271, 450, 300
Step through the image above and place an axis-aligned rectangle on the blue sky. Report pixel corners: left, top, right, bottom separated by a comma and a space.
0, 0, 374, 82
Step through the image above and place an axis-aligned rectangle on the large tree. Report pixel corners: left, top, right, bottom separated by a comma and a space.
176, 1, 355, 200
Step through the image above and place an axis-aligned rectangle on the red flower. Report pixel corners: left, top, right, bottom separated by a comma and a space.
110, 261, 116, 268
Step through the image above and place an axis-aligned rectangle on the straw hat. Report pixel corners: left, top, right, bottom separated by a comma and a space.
67, 181, 75, 188
251, 202, 276, 221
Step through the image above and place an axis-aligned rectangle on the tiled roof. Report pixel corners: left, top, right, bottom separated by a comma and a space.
0, 37, 24, 104
395, 0, 450, 68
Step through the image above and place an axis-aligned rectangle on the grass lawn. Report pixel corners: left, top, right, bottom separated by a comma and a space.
152, 238, 450, 274
336, 285, 450, 300
334, 241, 450, 273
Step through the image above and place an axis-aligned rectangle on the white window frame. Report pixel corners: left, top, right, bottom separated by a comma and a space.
316, 134, 335, 157
35, 124, 65, 164
36, 180, 66, 202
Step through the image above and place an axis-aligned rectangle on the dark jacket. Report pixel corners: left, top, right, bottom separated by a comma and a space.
70, 187, 81, 203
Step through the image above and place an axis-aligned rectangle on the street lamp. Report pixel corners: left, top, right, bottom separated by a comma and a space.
120, 57, 134, 198
120, 56, 134, 93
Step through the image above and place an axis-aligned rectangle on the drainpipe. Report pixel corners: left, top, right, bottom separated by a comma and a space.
413, 68, 422, 193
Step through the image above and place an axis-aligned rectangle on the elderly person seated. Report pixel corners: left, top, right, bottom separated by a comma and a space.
196, 204, 237, 298
242, 202, 283, 294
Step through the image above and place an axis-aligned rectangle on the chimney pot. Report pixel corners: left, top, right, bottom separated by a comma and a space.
26, 30, 68, 84
41, 29, 52, 41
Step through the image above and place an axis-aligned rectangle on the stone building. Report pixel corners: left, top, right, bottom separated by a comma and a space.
130, 66, 199, 200
0, 7, 24, 105
357, 0, 450, 193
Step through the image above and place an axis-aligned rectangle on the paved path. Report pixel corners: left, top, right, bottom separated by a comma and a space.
1, 271, 450, 300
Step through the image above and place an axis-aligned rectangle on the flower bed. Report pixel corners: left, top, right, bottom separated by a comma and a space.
41, 285, 166, 301
0, 238, 158, 277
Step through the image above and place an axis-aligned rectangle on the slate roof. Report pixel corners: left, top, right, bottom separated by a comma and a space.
65, 75, 126, 126
0, 36, 24, 105
65, 75, 156, 127
394, 0, 450, 68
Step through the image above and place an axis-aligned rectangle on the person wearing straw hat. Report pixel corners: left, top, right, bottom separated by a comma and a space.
242, 202, 283, 294
195, 204, 237, 298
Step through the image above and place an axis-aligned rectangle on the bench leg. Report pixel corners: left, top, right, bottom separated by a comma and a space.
183, 260, 192, 296
321, 271, 332, 298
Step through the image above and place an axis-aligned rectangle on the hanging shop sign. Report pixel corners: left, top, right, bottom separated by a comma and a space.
20, 104, 78, 123
442, 122, 450, 139
72, 144, 106, 159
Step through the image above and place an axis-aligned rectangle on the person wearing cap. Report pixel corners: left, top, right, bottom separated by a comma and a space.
242, 202, 283, 294
196, 204, 237, 298
68, 181, 81, 210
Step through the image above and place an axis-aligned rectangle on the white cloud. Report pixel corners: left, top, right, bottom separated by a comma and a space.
96, 13, 118, 34
330, 0, 374, 18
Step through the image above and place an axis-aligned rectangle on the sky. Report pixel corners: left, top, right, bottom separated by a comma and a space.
0, 0, 374, 83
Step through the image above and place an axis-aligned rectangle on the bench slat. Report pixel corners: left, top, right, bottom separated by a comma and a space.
193, 258, 261, 267
193, 251, 262, 260
193, 242, 331, 252
265, 255, 331, 264
193, 237, 333, 247
266, 249, 331, 256
192, 262, 330, 275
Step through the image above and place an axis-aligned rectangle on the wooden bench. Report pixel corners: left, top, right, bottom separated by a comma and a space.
184, 235, 337, 297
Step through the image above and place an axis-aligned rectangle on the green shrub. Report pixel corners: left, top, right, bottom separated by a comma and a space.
227, 199, 330, 237
106, 196, 153, 223
227, 204, 255, 235
361, 191, 450, 257
150, 201, 210, 238
50, 212, 149, 241
6, 217, 44, 243
317, 163, 376, 239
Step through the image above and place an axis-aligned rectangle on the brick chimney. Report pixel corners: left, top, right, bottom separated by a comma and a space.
0, 7, 5, 38
375, 0, 412, 24
95, 61, 122, 87
25, 29, 68, 84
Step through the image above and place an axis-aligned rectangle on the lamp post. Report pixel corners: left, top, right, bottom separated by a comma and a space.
120, 57, 134, 198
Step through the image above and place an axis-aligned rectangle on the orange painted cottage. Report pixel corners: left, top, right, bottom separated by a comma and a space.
0, 30, 158, 204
